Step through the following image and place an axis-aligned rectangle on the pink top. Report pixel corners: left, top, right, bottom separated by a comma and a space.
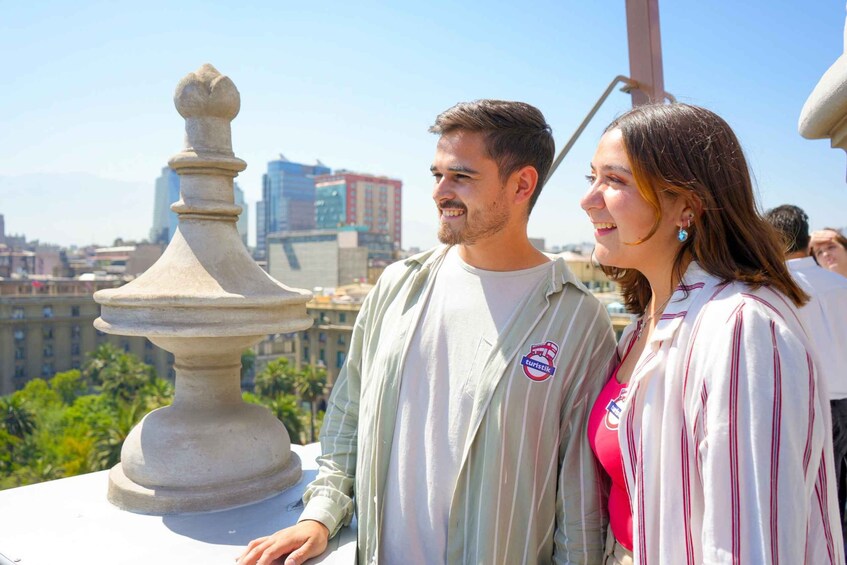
588, 371, 633, 551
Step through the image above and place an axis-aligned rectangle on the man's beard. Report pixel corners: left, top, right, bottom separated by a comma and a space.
437, 197, 510, 246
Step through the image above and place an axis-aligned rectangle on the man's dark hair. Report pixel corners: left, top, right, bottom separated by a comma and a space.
764, 204, 811, 255
429, 100, 554, 213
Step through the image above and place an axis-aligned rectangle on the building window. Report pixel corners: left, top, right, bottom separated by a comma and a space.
71, 342, 81, 356
303, 346, 310, 362
13, 328, 25, 341
43, 305, 53, 318
12, 307, 24, 319
41, 362, 53, 377
71, 360, 81, 370
318, 332, 327, 344
319, 349, 325, 363
336, 351, 346, 368
72, 324, 81, 338
337, 335, 346, 346
43, 344, 53, 358
71, 305, 80, 317
145, 355, 154, 365
122, 341, 130, 353
14, 346, 25, 360
43, 326, 53, 340
339, 313, 347, 323
14, 365, 26, 379
145, 339, 153, 350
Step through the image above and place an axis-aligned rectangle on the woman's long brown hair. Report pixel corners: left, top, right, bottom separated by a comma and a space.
599, 103, 807, 313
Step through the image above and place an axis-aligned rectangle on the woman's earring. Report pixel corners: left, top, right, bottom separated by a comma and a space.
678, 217, 692, 242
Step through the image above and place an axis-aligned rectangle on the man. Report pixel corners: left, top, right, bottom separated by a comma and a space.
239, 100, 617, 565
766, 204, 847, 551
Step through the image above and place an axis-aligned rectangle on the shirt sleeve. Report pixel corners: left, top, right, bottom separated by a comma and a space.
553, 298, 617, 564
696, 297, 837, 563
298, 296, 368, 539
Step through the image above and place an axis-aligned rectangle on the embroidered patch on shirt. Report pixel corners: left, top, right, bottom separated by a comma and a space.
520, 340, 559, 382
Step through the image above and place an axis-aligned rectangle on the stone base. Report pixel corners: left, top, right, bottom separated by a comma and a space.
107, 451, 302, 515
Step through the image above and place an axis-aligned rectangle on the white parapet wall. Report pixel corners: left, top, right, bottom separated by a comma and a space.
0, 443, 356, 565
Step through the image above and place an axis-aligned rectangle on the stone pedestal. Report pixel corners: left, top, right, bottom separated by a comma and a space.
94, 64, 312, 514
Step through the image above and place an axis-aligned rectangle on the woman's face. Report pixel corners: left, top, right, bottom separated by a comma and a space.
812, 231, 847, 278
580, 129, 686, 276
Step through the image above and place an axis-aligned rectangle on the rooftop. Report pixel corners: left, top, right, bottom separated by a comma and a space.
0, 443, 356, 565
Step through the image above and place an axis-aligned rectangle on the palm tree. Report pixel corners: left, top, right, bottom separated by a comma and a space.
266, 394, 305, 445
82, 343, 123, 387
253, 358, 297, 398
296, 364, 327, 443
0, 395, 36, 438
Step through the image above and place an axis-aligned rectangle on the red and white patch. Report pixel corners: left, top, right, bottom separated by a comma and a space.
520, 340, 559, 382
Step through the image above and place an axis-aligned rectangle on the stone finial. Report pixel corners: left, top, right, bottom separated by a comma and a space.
799, 3, 847, 173
94, 65, 311, 514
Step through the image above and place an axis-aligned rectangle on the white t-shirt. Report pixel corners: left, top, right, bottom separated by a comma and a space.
381, 247, 552, 563
788, 256, 847, 399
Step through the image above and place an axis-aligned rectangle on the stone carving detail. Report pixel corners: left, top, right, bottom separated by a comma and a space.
94, 64, 312, 514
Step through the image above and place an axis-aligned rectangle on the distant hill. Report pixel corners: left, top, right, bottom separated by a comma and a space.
1, 173, 153, 247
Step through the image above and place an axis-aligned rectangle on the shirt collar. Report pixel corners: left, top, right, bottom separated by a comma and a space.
650, 261, 717, 343
404, 245, 585, 297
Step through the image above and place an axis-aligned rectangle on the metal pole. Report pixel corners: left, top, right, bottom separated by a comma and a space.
545, 75, 638, 185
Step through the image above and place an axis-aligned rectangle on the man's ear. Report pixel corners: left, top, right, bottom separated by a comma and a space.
512, 165, 538, 206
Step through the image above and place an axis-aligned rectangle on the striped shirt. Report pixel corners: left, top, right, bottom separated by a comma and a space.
618, 262, 844, 564
300, 245, 618, 564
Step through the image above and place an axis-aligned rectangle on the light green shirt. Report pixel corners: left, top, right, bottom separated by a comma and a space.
300, 246, 617, 564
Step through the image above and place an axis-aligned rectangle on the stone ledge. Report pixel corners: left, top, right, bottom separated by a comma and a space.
0, 443, 356, 565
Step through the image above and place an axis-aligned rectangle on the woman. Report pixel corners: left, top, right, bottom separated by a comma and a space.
811, 228, 847, 279
583, 103, 843, 564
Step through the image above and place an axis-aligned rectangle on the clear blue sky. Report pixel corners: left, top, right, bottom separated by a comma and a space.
2, 0, 846, 250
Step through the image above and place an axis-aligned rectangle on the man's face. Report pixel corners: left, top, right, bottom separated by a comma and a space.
430, 130, 511, 246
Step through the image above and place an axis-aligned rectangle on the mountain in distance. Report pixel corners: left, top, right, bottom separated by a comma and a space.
1, 173, 153, 247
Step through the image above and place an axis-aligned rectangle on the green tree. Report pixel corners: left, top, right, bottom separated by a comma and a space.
49, 370, 87, 404
253, 358, 297, 398
242, 391, 306, 445
82, 343, 123, 387
88, 400, 147, 471
96, 351, 157, 404
241, 348, 256, 384
0, 395, 36, 438
296, 364, 327, 442
266, 394, 306, 444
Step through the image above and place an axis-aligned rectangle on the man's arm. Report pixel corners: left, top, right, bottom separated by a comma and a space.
553, 301, 617, 564
238, 293, 370, 565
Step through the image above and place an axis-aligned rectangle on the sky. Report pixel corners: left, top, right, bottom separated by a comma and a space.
2, 1, 847, 251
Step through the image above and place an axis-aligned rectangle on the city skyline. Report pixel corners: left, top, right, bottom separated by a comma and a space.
2, 1, 847, 251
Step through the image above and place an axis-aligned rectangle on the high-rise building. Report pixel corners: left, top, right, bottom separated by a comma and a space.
255, 156, 331, 259
150, 167, 180, 244
151, 168, 246, 247
234, 182, 249, 247
315, 172, 402, 250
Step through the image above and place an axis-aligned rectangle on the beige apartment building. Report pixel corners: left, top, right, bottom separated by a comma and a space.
0, 278, 172, 395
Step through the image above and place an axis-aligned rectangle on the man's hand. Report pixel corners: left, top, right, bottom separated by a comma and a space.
237, 520, 330, 565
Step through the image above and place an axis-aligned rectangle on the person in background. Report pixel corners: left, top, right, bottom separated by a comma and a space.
582, 103, 843, 564
811, 227, 847, 279
765, 204, 847, 554
239, 99, 617, 565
